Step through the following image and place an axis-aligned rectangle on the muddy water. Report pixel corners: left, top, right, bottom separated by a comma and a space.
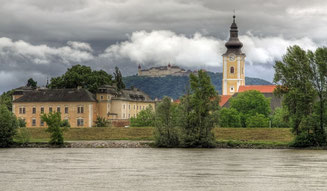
1, 148, 327, 191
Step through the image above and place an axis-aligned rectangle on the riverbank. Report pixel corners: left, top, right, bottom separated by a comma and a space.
12, 127, 297, 149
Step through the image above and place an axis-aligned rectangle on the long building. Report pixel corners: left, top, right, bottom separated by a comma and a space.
12, 85, 155, 127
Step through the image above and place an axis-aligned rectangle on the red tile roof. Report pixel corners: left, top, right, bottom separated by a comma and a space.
219, 95, 232, 107
238, 85, 276, 93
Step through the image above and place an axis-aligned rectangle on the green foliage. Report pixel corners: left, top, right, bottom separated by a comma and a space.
124, 72, 272, 100
230, 90, 271, 127
246, 113, 269, 128
178, 70, 219, 148
274, 45, 327, 147
271, 107, 289, 128
14, 128, 30, 144
0, 90, 14, 111
48, 64, 113, 93
154, 97, 180, 147
94, 117, 111, 127
60, 120, 71, 128
130, 105, 155, 127
0, 104, 18, 147
26, 78, 37, 88
114, 66, 125, 91
17, 118, 26, 128
41, 112, 66, 145
219, 108, 241, 127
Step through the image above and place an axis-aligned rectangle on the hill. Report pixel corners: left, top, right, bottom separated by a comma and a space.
123, 72, 272, 99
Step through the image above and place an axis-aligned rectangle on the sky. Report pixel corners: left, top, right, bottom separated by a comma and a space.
0, 0, 327, 93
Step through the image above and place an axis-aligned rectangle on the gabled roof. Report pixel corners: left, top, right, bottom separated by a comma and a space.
238, 85, 276, 93
219, 95, 232, 107
13, 89, 96, 103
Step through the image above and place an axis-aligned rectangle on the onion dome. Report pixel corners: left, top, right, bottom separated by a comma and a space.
138, 64, 141, 69
224, 15, 244, 54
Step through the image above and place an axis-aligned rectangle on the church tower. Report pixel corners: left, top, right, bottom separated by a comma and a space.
222, 15, 245, 95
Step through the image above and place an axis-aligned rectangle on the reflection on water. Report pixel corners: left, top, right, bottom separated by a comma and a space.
1, 148, 327, 191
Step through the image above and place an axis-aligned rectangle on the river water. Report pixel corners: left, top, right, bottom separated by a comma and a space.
1, 148, 327, 191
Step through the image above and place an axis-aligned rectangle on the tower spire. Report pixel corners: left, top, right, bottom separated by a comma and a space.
224, 13, 243, 55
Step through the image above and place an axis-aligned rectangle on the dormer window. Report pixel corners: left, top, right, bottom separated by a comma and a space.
230, 67, 234, 74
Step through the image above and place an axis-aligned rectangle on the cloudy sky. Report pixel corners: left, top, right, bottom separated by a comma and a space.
0, 0, 326, 93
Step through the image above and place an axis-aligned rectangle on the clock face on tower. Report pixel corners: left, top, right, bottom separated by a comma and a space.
229, 54, 236, 61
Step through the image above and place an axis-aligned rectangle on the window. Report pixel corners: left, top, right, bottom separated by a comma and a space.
77, 118, 84, 126
32, 107, 36, 114
134, 105, 136, 110
77, 106, 84, 114
100, 95, 104, 100
65, 107, 69, 114
57, 106, 60, 113
123, 104, 125, 109
137, 106, 139, 110
107, 95, 110, 99
230, 67, 234, 74
128, 114, 130, 118
230, 86, 234, 92
129, 105, 131, 110
123, 113, 125, 119
49, 107, 53, 113
143, 106, 145, 110
242, 67, 244, 74
19, 107, 26, 114
32, 118, 36, 126
41, 107, 44, 114
40, 120, 44, 127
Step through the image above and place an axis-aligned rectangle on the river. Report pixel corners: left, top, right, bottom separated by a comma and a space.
1, 148, 327, 191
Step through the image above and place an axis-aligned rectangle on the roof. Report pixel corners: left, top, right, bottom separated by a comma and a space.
99, 85, 154, 102
219, 95, 232, 107
13, 89, 96, 103
238, 85, 276, 93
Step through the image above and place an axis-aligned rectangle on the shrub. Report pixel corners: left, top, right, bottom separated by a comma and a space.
271, 107, 289, 128
291, 132, 315, 147
219, 108, 241, 127
60, 119, 71, 128
41, 112, 66, 145
18, 118, 26, 128
94, 117, 111, 127
130, 105, 155, 127
14, 128, 30, 144
0, 104, 18, 147
246, 113, 269, 128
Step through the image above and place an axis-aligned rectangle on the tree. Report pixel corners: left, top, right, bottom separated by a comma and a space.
26, 78, 37, 88
130, 105, 155, 127
219, 108, 241, 127
179, 70, 219, 148
229, 90, 271, 127
246, 113, 269, 128
114, 66, 125, 91
0, 104, 18, 147
154, 97, 180, 147
94, 117, 111, 127
274, 45, 326, 146
48, 65, 113, 93
0, 90, 14, 111
41, 112, 66, 145
271, 107, 289, 128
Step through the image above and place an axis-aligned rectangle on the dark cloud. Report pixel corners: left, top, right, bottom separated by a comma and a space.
0, 0, 326, 93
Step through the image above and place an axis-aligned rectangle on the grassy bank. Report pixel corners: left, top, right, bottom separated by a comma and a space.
21, 127, 294, 147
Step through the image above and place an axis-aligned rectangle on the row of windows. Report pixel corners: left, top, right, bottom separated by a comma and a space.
29, 118, 84, 127
122, 104, 146, 110
122, 113, 136, 119
19, 106, 84, 114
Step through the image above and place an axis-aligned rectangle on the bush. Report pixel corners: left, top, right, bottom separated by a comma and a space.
219, 108, 241, 127
41, 112, 66, 145
246, 113, 269, 128
18, 118, 26, 128
154, 97, 180, 147
271, 107, 289, 128
94, 117, 111, 127
60, 119, 71, 128
0, 104, 18, 147
130, 105, 155, 127
291, 132, 315, 147
14, 128, 30, 144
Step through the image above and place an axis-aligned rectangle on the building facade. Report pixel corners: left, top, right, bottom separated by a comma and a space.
138, 64, 194, 77
222, 15, 246, 95
12, 86, 155, 128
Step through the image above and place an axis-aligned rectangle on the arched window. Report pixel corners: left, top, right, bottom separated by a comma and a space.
230, 67, 234, 74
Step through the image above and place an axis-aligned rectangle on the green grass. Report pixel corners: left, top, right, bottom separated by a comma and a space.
22, 127, 294, 147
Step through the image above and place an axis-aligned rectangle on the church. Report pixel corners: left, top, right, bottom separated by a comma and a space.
219, 15, 281, 110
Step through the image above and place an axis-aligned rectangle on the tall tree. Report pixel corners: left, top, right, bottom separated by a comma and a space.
26, 78, 37, 88
0, 104, 18, 147
49, 65, 113, 93
114, 66, 125, 91
179, 70, 219, 147
274, 45, 323, 146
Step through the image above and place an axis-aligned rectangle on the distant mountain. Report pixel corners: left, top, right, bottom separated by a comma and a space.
123, 72, 272, 100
